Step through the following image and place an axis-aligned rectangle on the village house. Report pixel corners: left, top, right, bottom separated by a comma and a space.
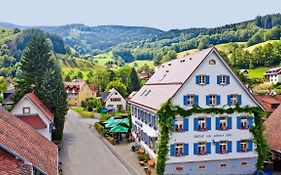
264, 104, 281, 168
64, 80, 96, 106
255, 95, 281, 113
0, 108, 58, 175
264, 67, 281, 84
100, 88, 126, 111
129, 47, 264, 175
138, 69, 153, 79
11, 93, 54, 141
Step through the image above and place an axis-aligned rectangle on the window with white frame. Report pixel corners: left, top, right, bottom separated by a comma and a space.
241, 140, 248, 152
199, 75, 206, 85
175, 119, 183, 132
198, 117, 206, 131
220, 116, 228, 130
220, 141, 228, 154
209, 95, 217, 105
187, 95, 195, 106
198, 142, 207, 155
175, 144, 184, 157
230, 94, 238, 105
220, 75, 227, 84
23, 107, 30, 114
241, 116, 248, 129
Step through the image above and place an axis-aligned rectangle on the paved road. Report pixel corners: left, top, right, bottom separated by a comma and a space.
61, 110, 131, 175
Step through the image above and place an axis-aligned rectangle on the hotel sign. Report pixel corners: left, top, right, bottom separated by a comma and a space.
193, 133, 232, 139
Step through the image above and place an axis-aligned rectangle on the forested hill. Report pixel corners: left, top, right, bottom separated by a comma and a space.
0, 22, 164, 54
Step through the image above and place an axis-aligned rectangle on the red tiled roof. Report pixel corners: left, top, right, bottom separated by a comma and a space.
64, 81, 85, 90
0, 148, 32, 175
17, 114, 47, 129
138, 70, 152, 79
0, 108, 58, 175
264, 104, 281, 152
25, 93, 54, 122
255, 95, 281, 113
87, 84, 96, 93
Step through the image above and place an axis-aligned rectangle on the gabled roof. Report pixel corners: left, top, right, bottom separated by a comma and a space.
100, 92, 110, 102
255, 95, 281, 113
87, 84, 96, 93
264, 104, 281, 152
16, 114, 47, 129
24, 93, 54, 122
0, 108, 58, 175
64, 81, 85, 89
130, 47, 263, 111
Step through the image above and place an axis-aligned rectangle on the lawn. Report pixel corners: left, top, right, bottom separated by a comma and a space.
248, 67, 268, 79
128, 60, 154, 68
70, 107, 95, 118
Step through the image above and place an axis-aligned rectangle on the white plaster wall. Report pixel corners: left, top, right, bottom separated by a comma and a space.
167, 113, 257, 164
105, 89, 126, 110
172, 51, 258, 109
11, 97, 52, 140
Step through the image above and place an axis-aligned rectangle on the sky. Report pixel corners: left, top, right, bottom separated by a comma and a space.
1, 0, 281, 30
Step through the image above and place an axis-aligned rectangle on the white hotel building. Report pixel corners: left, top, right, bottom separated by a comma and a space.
129, 47, 264, 175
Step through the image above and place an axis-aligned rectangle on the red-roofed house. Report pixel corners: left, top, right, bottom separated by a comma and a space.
11, 93, 54, 141
64, 80, 96, 106
0, 108, 58, 175
138, 70, 152, 79
129, 47, 264, 175
255, 95, 281, 113
264, 104, 281, 160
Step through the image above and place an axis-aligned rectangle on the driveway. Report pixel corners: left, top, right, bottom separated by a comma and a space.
60, 110, 131, 175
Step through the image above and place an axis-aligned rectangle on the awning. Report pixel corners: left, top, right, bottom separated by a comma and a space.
109, 125, 129, 133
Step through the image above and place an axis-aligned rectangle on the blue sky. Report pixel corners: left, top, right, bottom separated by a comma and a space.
1, 0, 280, 30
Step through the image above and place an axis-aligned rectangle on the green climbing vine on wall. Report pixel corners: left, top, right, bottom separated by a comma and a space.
156, 100, 270, 175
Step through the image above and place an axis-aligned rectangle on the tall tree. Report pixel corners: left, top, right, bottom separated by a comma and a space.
15, 35, 68, 141
128, 67, 140, 93
105, 80, 127, 97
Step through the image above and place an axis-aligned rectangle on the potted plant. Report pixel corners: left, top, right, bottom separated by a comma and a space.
145, 168, 151, 175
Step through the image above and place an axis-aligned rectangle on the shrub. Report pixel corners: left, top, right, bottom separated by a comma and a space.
143, 153, 150, 163
137, 152, 145, 161
94, 122, 106, 136
106, 136, 116, 145
99, 114, 110, 123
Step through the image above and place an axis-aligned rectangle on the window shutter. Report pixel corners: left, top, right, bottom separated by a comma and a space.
227, 116, 232, 129
195, 95, 199, 105
248, 140, 253, 151
248, 116, 253, 128
196, 75, 199, 84
194, 118, 198, 131
184, 144, 189, 156
206, 95, 210, 106
217, 75, 221, 84
183, 118, 189, 131
217, 95, 221, 105
170, 144, 175, 156
193, 143, 198, 155
216, 117, 220, 130
215, 142, 220, 153
237, 141, 241, 152
237, 116, 241, 129
183, 95, 188, 106
226, 76, 230, 84
238, 95, 242, 105
228, 141, 232, 153
227, 95, 231, 105
206, 75, 210, 84
207, 117, 211, 130
207, 142, 211, 154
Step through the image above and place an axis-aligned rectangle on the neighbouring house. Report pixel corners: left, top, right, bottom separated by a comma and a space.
240, 69, 249, 75
255, 95, 281, 113
100, 88, 126, 111
11, 93, 54, 141
264, 67, 281, 84
264, 104, 281, 162
0, 108, 58, 175
64, 80, 96, 106
138, 70, 152, 79
1, 77, 16, 106
129, 47, 264, 175
127, 91, 137, 101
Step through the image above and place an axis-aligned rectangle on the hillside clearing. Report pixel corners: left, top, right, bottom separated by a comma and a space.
248, 67, 268, 79
244, 40, 279, 52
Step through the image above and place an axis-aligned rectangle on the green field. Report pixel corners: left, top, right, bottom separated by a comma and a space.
127, 60, 154, 68
177, 49, 199, 58
248, 67, 268, 79
0, 27, 19, 44
244, 40, 279, 52
92, 52, 114, 65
